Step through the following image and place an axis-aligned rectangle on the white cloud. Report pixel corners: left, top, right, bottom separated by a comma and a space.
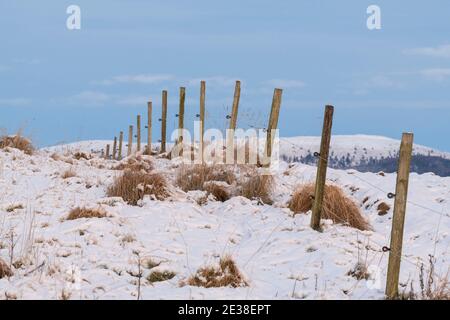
93, 74, 174, 85
404, 44, 450, 58
0, 98, 31, 106
265, 79, 305, 89
419, 68, 450, 81
187, 76, 238, 87
116, 96, 150, 106
69, 91, 111, 106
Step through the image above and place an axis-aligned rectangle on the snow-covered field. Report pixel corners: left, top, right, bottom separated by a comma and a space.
0, 138, 449, 300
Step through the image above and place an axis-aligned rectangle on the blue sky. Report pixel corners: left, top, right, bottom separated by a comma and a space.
1, 1, 450, 150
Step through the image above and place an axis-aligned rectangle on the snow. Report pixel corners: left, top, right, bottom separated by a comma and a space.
0, 138, 449, 300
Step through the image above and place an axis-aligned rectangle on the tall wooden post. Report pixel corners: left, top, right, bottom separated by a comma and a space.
199, 81, 206, 163
310, 105, 334, 231
118, 131, 123, 160
105, 144, 110, 159
128, 125, 133, 156
263, 88, 283, 164
147, 101, 152, 154
161, 90, 168, 153
112, 136, 117, 160
226, 81, 241, 158
178, 87, 186, 145
385, 132, 414, 299
136, 115, 141, 152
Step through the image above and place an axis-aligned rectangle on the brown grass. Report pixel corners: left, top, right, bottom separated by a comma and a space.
239, 171, 274, 205
176, 164, 236, 192
107, 170, 169, 205
147, 270, 176, 283
0, 134, 34, 155
61, 168, 77, 179
0, 258, 13, 278
204, 182, 231, 202
289, 183, 371, 231
377, 202, 391, 216
186, 256, 247, 288
66, 207, 107, 220
73, 152, 91, 160
114, 155, 153, 173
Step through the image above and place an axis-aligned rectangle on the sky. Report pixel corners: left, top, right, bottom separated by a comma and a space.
1, 0, 450, 150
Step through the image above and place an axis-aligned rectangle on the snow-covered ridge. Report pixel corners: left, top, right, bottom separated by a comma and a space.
43, 135, 450, 165
0, 138, 448, 299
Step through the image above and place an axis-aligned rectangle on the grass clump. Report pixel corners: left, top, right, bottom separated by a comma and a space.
61, 168, 77, 179
147, 270, 176, 283
0, 258, 14, 278
0, 133, 34, 155
66, 207, 107, 220
289, 183, 371, 231
107, 170, 169, 205
114, 155, 153, 173
176, 164, 236, 192
186, 256, 247, 288
239, 171, 274, 204
377, 202, 391, 216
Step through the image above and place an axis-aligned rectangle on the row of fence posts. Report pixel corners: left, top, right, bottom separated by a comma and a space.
103, 80, 282, 166
311, 105, 414, 299
102, 79, 412, 299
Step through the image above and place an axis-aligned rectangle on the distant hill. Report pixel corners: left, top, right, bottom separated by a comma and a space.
279, 135, 450, 177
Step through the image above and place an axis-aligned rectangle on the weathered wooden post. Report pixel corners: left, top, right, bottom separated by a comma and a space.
310, 105, 334, 231
178, 87, 186, 145
128, 125, 133, 156
199, 81, 206, 163
263, 88, 283, 165
226, 80, 241, 162
105, 144, 110, 159
385, 132, 414, 299
118, 131, 123, 160
112, 136, 117, 160
161, 90, 168, 153
136, 115, 141, 152
147, 101, 152, 154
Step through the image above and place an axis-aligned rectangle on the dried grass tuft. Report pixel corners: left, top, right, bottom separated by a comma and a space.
147, 270, 176, 283
66, 207, 107, 220
176, 164, 236, 192
377, 202, 391, 216
0, 258, 13, 278
0, 134, 34, 155
289, 183, 371, 231
239, 171, 274, 204
114, 155, 154, 173
73, 152, 91, 160
61, 168, 77, 179
107, 170, 169, 205
186, 256, 247, 288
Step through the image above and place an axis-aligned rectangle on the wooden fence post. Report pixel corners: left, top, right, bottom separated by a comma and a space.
178, 87, 186, 145
226, 80, 241, 159
310, 105, 334, 231
147, 101, 152, 154
105, 144, 110, 159
128, 125, 133, 156
385, 132, 414, 299
199, 81, 206, 163
161, 90, 168, 153
118, 131, 123, 160
136, 115, 141, 152
263, 88, 283, 165
112, 136, 117, 160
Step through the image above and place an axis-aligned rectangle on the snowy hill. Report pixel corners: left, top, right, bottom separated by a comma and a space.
1, 139, 448, 299
44, 135, 450, 176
